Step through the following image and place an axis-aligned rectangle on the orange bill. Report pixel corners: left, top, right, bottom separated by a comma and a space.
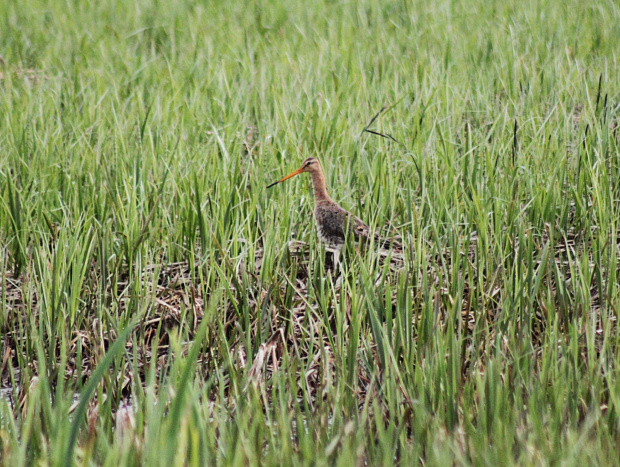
266, 167, 303, 188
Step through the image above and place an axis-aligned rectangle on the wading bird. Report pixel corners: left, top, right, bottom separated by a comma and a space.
267, 157, 400, 266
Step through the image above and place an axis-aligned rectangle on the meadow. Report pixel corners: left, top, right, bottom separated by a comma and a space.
1, 0, 619, 464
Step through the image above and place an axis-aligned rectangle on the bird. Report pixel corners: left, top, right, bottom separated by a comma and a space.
267, 157, 400, 266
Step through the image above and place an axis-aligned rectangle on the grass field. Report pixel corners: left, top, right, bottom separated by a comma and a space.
1, 0, 620, 464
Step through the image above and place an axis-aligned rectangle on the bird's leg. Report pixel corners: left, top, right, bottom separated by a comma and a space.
332, 247, 341, 269
325, 245, 343, 284
332, 247, 344, 289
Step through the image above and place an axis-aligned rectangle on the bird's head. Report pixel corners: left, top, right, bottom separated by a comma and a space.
267, 157, 321, 188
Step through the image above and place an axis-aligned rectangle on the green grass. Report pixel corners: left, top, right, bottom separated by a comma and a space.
1, 0, 619, 464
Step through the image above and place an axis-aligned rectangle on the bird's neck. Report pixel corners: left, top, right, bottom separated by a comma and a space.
311, 170, 332, 202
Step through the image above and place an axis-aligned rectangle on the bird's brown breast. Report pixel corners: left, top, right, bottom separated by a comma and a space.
314, 204, 346, 247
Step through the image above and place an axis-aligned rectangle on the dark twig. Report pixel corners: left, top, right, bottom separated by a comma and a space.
512, 118, 519, 166
363, 129, 404, 147
595, 73, 602, 114
361, 106, 388, 136
361, 97, 408, 144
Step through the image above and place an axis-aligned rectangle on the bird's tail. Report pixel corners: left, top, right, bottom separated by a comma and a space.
373, 233, 402, 251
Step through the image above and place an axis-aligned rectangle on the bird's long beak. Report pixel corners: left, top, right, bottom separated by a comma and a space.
266, 167, 303, 188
